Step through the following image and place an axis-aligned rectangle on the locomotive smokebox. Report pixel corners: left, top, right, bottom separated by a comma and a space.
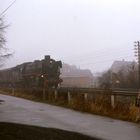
45, 55, 50, 60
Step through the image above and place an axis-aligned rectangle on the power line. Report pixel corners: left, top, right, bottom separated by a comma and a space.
0, 0, 16, 17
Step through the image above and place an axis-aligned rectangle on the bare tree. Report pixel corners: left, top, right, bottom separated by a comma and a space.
0, 1, 17, 66
0, 17, 11, 66
98, 62, 138, 89
98, 70, 112, 89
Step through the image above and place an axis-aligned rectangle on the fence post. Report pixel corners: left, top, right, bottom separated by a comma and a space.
111, 95, 115, 109
54, 89, 58, 100
84, 93, 88, 102
43, 88, 46, 100
12, 88, 15, 95
68, 91, 71, 103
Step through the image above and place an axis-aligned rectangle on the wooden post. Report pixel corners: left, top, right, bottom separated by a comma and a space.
68, 91, 71, 103
12, 88, 15, 95
84, 93, 88, 102
43, 88, 46, 100
111, 95, 115, 109
136, 93, 140, 121
54, 89, 58, 100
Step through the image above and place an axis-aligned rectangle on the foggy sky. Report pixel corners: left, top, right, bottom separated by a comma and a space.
1, 0, 139, 72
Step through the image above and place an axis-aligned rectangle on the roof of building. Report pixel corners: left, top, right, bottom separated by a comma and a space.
61, 63, 93, 77
110, 60, 137, 73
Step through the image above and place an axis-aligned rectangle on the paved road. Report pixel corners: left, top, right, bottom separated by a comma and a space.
0, 94, 140, 140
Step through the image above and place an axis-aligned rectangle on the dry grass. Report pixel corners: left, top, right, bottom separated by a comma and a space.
67, 94, 139, 122
0, 88, 139, 122
128, 104, 138, 121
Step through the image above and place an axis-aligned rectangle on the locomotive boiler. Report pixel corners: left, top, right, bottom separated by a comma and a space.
0, 55, 62, 88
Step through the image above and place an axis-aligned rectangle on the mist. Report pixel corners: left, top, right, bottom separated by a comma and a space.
1, 0, 139, 72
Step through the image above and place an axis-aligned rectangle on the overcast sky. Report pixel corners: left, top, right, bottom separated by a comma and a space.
0, 0, 139, 72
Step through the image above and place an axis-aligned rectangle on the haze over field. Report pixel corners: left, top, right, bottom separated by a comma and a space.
0, 0, 139, 72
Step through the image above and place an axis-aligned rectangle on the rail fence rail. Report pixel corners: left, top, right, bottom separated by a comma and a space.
57, 87, 138, 108
58, 87, 138, 95
0, 87, 139, 108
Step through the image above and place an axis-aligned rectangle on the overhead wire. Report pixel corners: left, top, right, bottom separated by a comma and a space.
0, 0, 16, 17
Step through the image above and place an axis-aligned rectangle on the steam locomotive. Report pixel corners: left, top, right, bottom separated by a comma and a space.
0, 55, 62, 88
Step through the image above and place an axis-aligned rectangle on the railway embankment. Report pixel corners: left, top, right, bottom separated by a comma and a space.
0, 87, 139, 122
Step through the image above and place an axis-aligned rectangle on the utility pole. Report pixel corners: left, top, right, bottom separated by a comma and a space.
134, 41, 140, 91
134, 41, 140, 121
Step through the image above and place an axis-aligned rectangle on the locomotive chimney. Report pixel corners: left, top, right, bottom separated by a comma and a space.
45, 55, 50, 60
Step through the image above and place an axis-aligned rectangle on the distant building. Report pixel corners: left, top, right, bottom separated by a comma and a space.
110, 60, 138, 88
96, 60, 138, 89
60, 63, 93, 87
110, 60, 137, 74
